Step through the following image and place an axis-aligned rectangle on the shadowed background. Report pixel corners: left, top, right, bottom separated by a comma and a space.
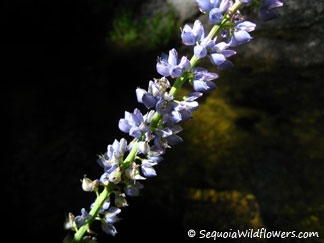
6, 0, 324, 242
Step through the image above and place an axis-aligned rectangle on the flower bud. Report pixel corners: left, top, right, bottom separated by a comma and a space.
82, 177, 99, 192
109, 168, 122, 184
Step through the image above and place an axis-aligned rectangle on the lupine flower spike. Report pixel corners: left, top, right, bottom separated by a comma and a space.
65, 0, 283, 241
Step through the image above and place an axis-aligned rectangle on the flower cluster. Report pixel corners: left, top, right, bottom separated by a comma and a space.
66, 0, 283, 241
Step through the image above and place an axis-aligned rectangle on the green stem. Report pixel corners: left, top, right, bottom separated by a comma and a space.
207, 1, 244, 39
149, 111, 162, 133
72, 186, 111, 242
121, 141, 138, 170
71, 2, 244, 241
73, 140, 139, 241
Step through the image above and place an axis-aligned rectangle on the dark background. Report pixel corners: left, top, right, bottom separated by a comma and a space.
6, 0, 324, 242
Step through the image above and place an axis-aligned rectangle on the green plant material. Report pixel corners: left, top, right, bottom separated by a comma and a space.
109, 9, 178, 48
143, 10, 177, 47
110, 10, 140, 45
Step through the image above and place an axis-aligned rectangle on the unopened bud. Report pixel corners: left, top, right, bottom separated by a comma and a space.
82, 176, 99, 192
109, 168, 122, 184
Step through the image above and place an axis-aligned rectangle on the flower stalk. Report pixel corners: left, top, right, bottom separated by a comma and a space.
66, 0, 284, 241
72, 4, 243, 242
72, 187, 111, 242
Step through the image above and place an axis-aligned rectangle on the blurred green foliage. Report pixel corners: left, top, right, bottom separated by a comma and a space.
109, 9, 178, 48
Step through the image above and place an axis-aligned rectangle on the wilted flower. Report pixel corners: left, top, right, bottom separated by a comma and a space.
125, 163, 146, 181
64, 213, 76, 230
114, 193, 128, 208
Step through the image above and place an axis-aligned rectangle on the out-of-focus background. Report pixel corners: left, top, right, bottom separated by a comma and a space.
6, 0, 324, 242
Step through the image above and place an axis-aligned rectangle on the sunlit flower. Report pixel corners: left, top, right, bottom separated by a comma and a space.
181, 20, 205, 45
229, 21, 256, 46
156, 48, 191, 78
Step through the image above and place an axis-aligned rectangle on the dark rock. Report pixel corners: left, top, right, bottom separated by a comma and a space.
237, 0, 324, 66
143, 0, 324, 66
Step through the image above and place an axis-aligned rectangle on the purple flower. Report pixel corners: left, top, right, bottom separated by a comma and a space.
147, 150, 164, 163
194, 36, 216, 59
174, 94, 202, 121
90, 197, 111, 213
97, 138, 127, 184
229, 21, 256, 47
154, 134, 183, 151
97, 139, 129, 185
138, 141, 150, 154
195, 0, 213, 13
99, 166, 122, 185
125, 164, 146, 181
74, 208, 91, 229
136, 88, 155, 109
153, 124, 184, 153
259, 0, 283, 21
159, 92, 202, 126
136, 77, 175, 116
126, 182, 144, 197
141, 160, 158, 177
101, 221, 117, 236
155, 99, 173, 115
239, 0, 251, 3
101, 206, 121, 236
191, 67, 218, 93
210, 42, 236, 69
209, 8, 223, 24
104, 207, 121, 224
181, 20, 205, 45
118, 108, 150, 138
136, 77, 172, 109
156, 48, 191, 78
195, 0, 230, 24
